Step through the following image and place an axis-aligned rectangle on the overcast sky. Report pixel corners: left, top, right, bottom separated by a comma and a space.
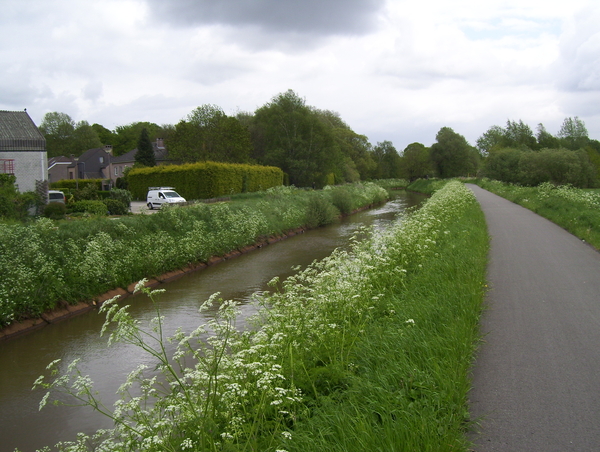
2, 0, 599, 150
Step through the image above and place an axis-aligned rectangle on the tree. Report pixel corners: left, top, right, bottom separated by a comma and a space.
39, 112, 76, 157
135, 128, 156, 167
504, 120, 537, 150
314, 109, 375, 181
476, 125, 505, 155
371, 141, 401, 179
92, 123, 116, 146
167, 105, 252, 164
558, 116, 589, 150
536, 123, 560, 149
72, 120, 102, 152
252, 90, 339, 187
400, 142, 431, 180
39, 112, 103, 157
113, 122, 164, 156
476, 120, 536, 154
430, 127, 479, 178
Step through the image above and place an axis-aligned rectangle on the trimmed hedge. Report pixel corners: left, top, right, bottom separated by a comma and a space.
50, 179, 103, 190
127, 162, 284, 200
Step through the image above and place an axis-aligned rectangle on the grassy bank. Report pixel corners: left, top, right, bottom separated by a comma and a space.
406, 178, 448, 195
473, 178, 600, 250
0, 183, 387, 328
35, 181, 489, 451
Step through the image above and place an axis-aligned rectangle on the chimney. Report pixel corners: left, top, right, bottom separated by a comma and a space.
104, 145, 113, 155
156, 138, 164, 148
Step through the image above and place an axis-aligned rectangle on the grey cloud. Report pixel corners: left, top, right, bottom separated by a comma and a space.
82, 81, 103, 102
557, 6, 600, 92
146, 0, 385, 36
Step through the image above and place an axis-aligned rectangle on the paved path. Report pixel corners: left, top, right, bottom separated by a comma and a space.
467, 185, 600, 451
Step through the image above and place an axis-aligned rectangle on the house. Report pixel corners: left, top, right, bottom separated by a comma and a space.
48, 155, 76, 184
0, 110, 47, 192
48, 145, 113, 189
108, 138, 174, 184
48, 139, 175, 189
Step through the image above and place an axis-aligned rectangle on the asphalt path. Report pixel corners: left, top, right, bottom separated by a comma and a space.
467, 185, 600, 451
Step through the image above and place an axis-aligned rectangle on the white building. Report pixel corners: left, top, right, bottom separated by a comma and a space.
0, 110, 47, 193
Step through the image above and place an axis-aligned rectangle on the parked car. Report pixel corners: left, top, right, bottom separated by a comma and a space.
48, 190, 66, 204
146, 187, 186, 209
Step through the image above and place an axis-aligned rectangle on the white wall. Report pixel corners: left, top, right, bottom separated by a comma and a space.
0, 151, 48, 192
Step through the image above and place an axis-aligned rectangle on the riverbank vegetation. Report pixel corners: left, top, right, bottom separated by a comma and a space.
473, 178, 600, 250
0, 183, 387, 328
35, 180, 489, 451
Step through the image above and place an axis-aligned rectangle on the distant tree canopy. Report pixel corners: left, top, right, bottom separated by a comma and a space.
167, 105, 252, 164
477, 116, 594, 154
400, 142, 432, 181
40, 112, 102, 157
482, 147, 597, 188
112, 122, 167, 156
40, 103, 600, 189
430, 127, 480, 178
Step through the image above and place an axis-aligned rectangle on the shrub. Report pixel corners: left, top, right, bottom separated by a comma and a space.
69, 200, 108, 216
43, 202, 67, 220
109, 188, 132, 208
305, 193, 339, 227
0, 174, 37, 220
329, 186, 353, 214
103, 199, 129, 216
73, 184, 100, 201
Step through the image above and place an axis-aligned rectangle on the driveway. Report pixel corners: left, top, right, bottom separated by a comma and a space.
467, 185, 600, 451
130, 201, 158, 214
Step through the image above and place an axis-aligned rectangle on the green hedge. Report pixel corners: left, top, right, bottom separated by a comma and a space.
50, 179, 103, 190
127, 162, 284, 200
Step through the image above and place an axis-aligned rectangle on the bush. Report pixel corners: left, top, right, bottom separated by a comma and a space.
69, 200, 108, 216
305, 193, 339, 227
482, 148, 598, 188
109, 188, 132, 208
73, 184, 100, 201
103, 198, 129, 215
329, 186, 354, 214
0, 174, 37, 221
43, 202, 67, 220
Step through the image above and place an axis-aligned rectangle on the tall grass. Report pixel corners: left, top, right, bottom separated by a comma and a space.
474, 178, 600, 250
34, 181, 488, 451
0, 183, 387, 328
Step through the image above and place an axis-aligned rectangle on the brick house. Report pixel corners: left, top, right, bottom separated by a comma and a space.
48, 145, 114, 189
108, 138, 173, 184
0, 110, 47, 192
47, 155, 76, 184
49, 139, 173, 189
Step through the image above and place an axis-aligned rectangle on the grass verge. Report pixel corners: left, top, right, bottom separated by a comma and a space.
473, 178, 600, 250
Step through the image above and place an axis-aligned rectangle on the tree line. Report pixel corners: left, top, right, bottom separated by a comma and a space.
39, 90, 600, 188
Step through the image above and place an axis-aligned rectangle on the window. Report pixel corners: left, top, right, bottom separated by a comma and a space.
115, 167, 118, 176
0, 159, 15, 174
99, 156, 104, 163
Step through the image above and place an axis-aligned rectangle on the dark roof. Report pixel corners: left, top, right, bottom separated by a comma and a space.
0, 110, 46, 151
111, 142, 170, 163
110, 148, 137, 163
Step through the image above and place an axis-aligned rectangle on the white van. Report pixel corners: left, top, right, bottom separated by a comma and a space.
146, 187, 186, 209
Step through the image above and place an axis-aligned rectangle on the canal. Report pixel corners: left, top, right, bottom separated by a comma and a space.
0, 192, 426, 452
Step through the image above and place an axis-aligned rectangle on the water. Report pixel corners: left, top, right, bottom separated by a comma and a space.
0, 192, 426, 452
